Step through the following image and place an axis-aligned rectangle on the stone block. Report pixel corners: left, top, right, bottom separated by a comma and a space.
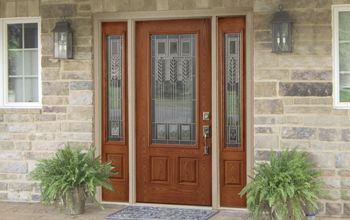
254, 116, 276, 125
5, 1, 16, 17
29, 133, 56, 141
255, 150, 272, 161
79, 4, 91, 11
255, 99, 283, 114
4, 114, 34, 123
8, 182, 34, 191
16, 0, 27, 16
254, 69, 289, 80
156, 0, 169, 10
255, 30, 271, 42
61, 71, 92, 80
40, 4, 77, 18
255, 135, 279, 149
42, 82, 69, 96
43, 106, 66, 113
310, 152, 335, 169
322, 189, 341, 201
36, 123, 60, 132
195, 0, 209, 8
279, 82, 332, 96
7, 124, 36, 133
254, 13, 272, 30
253, 0, 277, 12
0, 152, 22, 160
32, 194, 41, 201
280, 140, 310, 149
0, 162, 27, 174
14, 142, 31, 151
278, 56, 332, 69
69, 81, 93, 90
69, 91, 93, 105
344, 203, 350, 215
0, 142, 14, 151
61, 122, 93, 132
255, 127, 273, 134
282, 127, 316, 140
0, 193, 7, 200
32, 141, 65, 151
325, 203, 342, 215
291, 70, 332, 81
42, 97, 68, 106
341, 129, 350, 142
67, 106, 93, 120
0, 182, 8, 191
24, 152, 54, 160
34, 114, 56, 121
319, 128, 338, 142
336, 153, 350, 168
41, 56, 60, 68
254, 82, 277, 97
28, 0, 40, 16
209, 0, 223, 8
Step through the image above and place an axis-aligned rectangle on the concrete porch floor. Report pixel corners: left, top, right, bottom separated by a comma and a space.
0, 202, 249, 220
0, 202, 345, 220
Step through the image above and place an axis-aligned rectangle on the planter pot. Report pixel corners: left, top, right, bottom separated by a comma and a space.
306, 216, 316, 220
63, 186, 86, 215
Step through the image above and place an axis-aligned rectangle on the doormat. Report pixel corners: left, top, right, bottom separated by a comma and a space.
105, 206, 218, 220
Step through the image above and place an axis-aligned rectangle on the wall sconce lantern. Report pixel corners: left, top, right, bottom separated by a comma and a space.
271, 5, 293, 53
52, 21, 73, 59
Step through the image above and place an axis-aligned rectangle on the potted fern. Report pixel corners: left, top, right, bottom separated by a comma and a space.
240, 148, 322, 220
31, 145, 115, 215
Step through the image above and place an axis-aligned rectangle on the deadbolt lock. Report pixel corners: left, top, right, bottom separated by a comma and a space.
203, 112, 210, 120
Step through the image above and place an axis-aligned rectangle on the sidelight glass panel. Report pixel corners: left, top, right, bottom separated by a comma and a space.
107, 35, 123, 141
225, 33, 241, 147
151, 34, 196, 144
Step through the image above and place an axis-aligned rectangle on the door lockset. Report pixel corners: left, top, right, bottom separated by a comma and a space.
203, 125, 210, 155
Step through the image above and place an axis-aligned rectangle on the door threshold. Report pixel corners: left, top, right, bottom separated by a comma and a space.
101, 201, 214, 209
134, 203, 213, 210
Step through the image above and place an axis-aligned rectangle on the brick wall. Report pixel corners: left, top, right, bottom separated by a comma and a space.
0, 0, 349, 217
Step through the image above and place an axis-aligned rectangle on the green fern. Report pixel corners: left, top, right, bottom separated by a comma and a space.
240, 148, 322, 220
30, 145, 115, 207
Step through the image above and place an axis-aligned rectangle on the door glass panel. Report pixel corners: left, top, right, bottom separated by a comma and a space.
107, 35, 123, 141
151, 34, 196, 144
225, 33, 241, 147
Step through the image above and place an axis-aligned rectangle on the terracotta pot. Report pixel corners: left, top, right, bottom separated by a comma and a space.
63, 186, 86, 215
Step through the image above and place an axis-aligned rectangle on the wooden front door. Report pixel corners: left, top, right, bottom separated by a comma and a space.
136, 19, 212, 206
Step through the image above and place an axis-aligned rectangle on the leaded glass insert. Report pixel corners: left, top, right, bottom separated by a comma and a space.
107, 35, 123, 141
225, 33, 241, 147
151, 34, 196, 144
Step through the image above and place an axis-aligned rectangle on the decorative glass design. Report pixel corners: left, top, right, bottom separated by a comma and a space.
107, 35, 123, 141
225, 33, 241, 147
151, 34, 196, 144
7, 23, 39, 103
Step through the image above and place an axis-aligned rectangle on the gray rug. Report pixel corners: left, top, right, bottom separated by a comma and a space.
106, 206, 218, 220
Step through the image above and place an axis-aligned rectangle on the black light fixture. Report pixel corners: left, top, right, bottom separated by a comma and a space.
52, 20, 73, 59
271, 5, 293, 53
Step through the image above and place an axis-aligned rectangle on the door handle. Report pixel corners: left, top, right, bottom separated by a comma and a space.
203, 125, 210, 155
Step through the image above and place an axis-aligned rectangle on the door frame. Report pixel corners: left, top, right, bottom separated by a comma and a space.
93, 9, 254, 209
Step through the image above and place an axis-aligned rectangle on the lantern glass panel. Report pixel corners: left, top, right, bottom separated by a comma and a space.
54, 32, 68, 59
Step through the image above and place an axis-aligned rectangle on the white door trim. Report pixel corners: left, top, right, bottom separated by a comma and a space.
93, 9, 254, 209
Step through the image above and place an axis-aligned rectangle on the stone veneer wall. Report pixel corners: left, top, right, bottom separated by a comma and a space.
0, 0, 349, 217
